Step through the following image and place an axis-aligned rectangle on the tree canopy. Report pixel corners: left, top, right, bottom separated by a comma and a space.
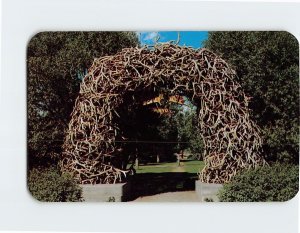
204, 31, 299, 163
27, 32, 139, 167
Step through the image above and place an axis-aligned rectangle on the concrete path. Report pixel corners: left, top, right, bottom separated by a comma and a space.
131, 191, 201, 202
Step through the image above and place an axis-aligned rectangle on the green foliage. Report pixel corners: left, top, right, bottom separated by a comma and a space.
28, 167, 82, 202
151, 103, 204, 159
27, 32, 139, 167
176, 110, 204, 159
115, 103, 165, 164
116, 99, 204, 163
157, 114, 178, 143
218, 163, 299, 202
204, 32, 299, 163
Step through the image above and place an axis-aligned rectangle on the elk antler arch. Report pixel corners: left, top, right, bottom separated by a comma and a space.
60, 43, 266, 184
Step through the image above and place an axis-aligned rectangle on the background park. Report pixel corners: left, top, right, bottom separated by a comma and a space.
27, 31, 299, 202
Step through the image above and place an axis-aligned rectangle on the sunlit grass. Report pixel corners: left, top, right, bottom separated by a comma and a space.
183, 160, 205, 174
135, 160, 204, 174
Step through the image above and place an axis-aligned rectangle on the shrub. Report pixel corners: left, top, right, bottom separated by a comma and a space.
28, 166, 82, 202
218, 163, 299, 202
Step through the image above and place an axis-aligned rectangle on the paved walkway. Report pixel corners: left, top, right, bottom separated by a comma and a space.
132, 191, 201, 202
131, 163, 201, 202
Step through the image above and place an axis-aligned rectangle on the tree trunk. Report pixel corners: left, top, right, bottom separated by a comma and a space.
134, 146, 139, 169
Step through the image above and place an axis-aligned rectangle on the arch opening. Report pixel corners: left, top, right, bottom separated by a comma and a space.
113, 89, 202, 169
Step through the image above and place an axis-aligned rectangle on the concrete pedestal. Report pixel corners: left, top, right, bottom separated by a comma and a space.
80, 182, 131, 202
195, 180, 223, 202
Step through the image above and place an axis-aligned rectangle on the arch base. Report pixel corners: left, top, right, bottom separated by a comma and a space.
80, 182, 131, 202
195, 180, 223, 202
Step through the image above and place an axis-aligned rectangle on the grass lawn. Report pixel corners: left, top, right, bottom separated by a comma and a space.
135, 160, 205, 174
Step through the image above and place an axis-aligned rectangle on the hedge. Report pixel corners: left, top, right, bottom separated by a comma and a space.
218, 163, 299, 202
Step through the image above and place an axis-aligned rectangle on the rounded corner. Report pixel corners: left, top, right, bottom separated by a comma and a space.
26, 31, 49, 51
26, 181, 45, 203
281, 30, 300, 46
282, 188, 299, 203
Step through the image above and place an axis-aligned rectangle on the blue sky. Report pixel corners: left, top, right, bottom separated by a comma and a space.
138, 31, 208, 49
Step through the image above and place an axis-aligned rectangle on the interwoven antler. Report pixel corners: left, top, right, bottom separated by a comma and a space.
60, 43, 266, 184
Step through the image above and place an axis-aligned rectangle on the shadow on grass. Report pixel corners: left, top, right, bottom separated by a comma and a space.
128, 172, 198, 201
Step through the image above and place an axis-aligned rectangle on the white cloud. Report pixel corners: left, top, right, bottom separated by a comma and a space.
137, 32, 161, 44
143, 32, 158, 41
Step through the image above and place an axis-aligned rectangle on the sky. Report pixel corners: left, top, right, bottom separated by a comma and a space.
137, 31, 209, 111
138, 31, 208, 49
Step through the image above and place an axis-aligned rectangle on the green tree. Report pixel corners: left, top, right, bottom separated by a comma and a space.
27, 32, 139, 167
115, 94, 204, 164
156, 103, 204, 160
204, 32, 299, 163
174, 108, 204, 159
115, 101, 164, 164
157, 113, 179, 161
